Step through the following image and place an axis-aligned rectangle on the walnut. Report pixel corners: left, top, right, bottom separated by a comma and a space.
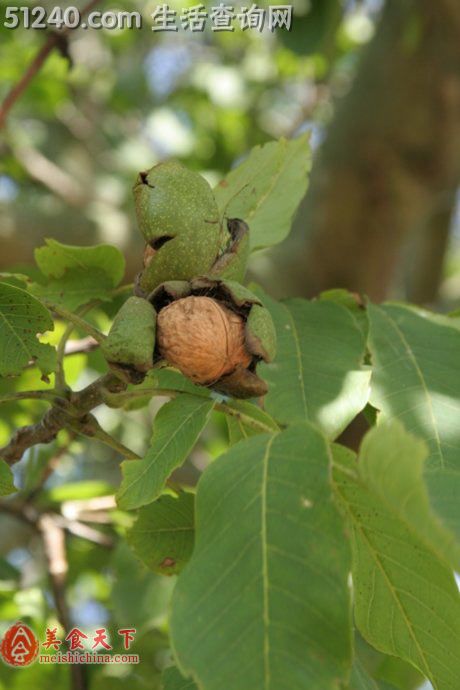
156, 296, 251, 385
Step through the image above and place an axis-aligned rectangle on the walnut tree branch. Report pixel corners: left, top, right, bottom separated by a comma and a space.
38, 514, 88, 690
0, 0, 102, 130
0, 373, 126, 466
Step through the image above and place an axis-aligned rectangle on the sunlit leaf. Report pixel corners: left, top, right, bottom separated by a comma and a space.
35, 239, 125, 285
44, 480, 114, 504
261, 294, 370, 437
214, 135, 311, 250
31, 268, 114, 312
0, 282, 56, 377
31, 239, 125, 310
333, 423, 460, 690
368, 303, 460, 540
171, 424, 352, 690
0, 460, 15, 496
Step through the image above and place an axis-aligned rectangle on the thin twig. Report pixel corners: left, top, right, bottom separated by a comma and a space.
0, 500, 114, 548
0, 390, 65, 405
0, 0, 102, 129
26, 433, 77, 500
70, 413, 140, 459
38, 514, 88, 690
64, 336, 99, 356
54, 514, 114, 547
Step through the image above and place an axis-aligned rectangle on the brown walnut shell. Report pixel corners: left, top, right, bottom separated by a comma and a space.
156, 296, 251, 385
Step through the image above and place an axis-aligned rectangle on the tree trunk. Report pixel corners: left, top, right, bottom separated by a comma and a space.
296, 0, 460, 301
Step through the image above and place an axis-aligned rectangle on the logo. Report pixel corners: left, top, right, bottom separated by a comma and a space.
0, 623, 139, 667
1, 622, 39, 667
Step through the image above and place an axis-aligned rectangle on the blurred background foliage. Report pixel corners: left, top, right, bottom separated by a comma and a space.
0, 1, 459, 688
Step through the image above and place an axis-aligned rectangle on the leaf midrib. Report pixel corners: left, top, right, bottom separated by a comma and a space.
261, 436, 274, 690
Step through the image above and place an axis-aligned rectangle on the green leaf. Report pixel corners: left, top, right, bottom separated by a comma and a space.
127, 492, 194, 575
0, 282, 56, 377
117, 395, 214, 510
319, 288, 369, 340
44, 480, 114, 503
111, 541, 175, 631
376, 654, 424, 690
349, 659, 397, 690
0, 272, 30, 289
171, 424, 352, 690
153, 368, 211, 396
32, 239, 125, 310
0, 460, 16, 496
357, 420, 460, 570
35, 238, 125, 284
333, 424, 460, 690
224, 399, 279, 445
261, 295, 370, 438
31, 268, 114, 312
214, 135, 311, 251
0, 557, 20, 582
162, 666, 197, 690
368, 303, 460, 540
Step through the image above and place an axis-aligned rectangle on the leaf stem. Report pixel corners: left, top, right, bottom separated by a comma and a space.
70, 413, 140, 459
103, 386, 277, 435
214, 402, 278, 434
112, 283, 134, 296
55, 302, 96, 391
90, 428, 140, 460
0, 390, 63, 405
45, 302, 106, 344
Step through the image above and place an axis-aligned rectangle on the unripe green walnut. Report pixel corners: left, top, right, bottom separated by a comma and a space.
133, 162, 250, 293
134, 161, 224, 293
102, 297, 156, 379
152, 277, 276, 399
